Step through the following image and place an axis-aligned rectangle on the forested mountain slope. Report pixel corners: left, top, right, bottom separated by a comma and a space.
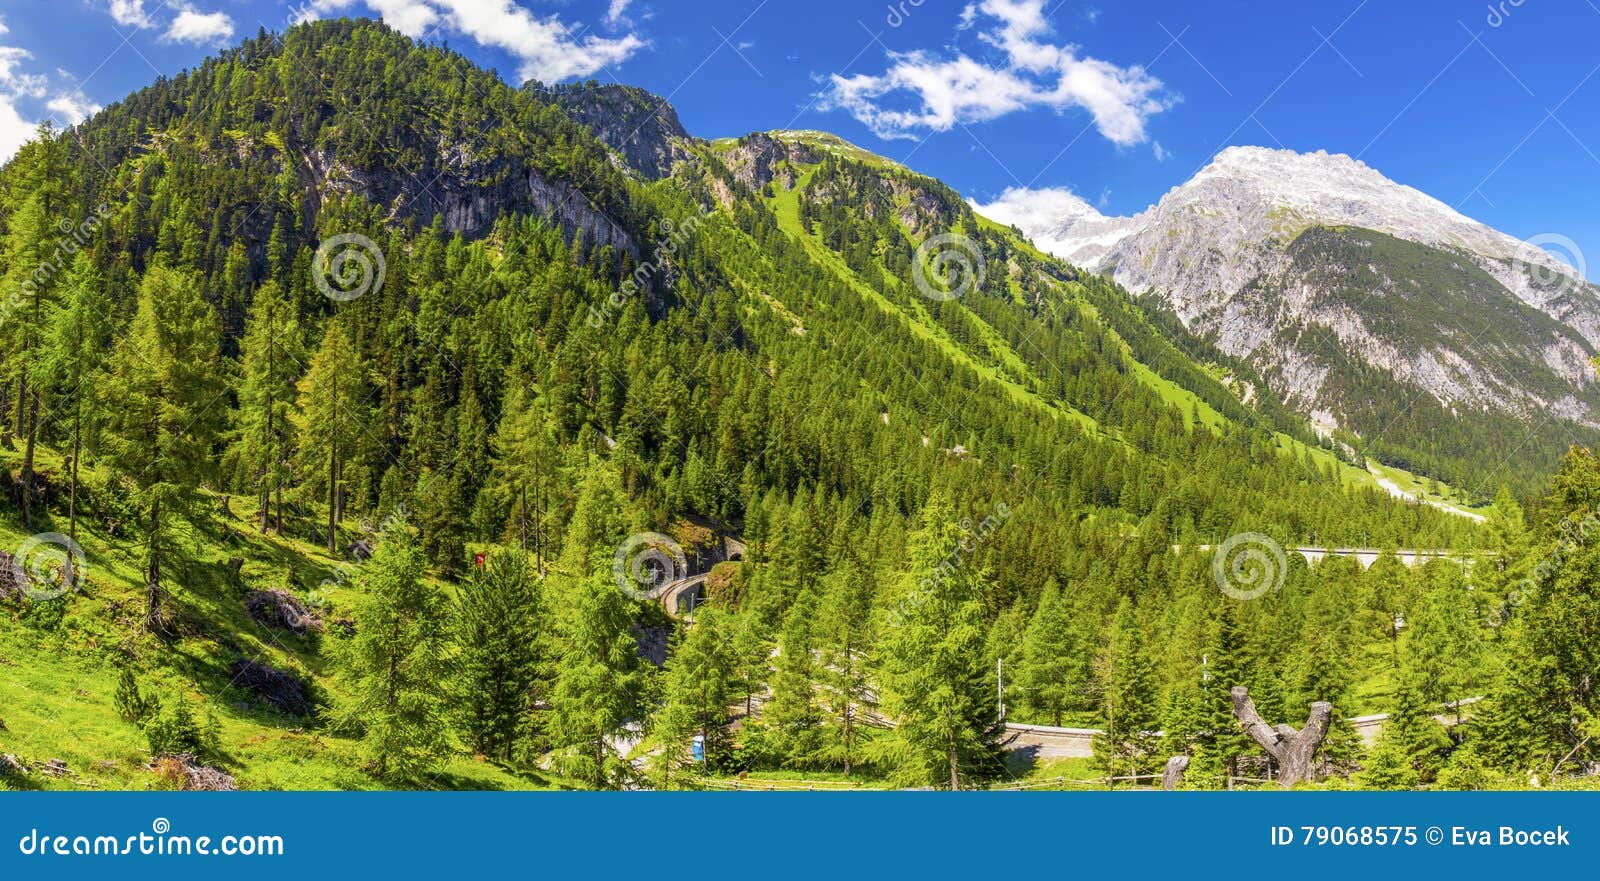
9, 19, 1584, 793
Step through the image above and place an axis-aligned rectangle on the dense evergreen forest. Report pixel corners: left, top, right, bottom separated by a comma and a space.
0, 20, 1595, 791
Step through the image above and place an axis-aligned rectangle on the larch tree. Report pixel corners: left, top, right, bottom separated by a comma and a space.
488, 384, 561, 569
233, 280, 306, 533
761, 580, 824, 764
813, 555, 877, 775
873, 493, 1004, 790
40, 253, 112, 545
1404, 561, 1482, 718
1094, 597, 1160, 782
98, 264, 228, 630
0, 124, 68, 527
339, 523, 450, 780
453, 548, 545, 762
1484, 448, 1600, 773
1017, 579, 1082, 726
293, 321, 368, 554
650, 607, 735, 787
548, 568, 646, 789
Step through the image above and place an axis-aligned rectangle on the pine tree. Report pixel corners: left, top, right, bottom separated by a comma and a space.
1094, 597, 1160, 782
873, 493, 1003, 789
1016, 579, 1081, 726
813, 555, 877, 775
1405, 561, 1481, 720
488, 385, 560, 569
0, 124, 67, 527
650, 608, 735, 787
453, 549, 545, 762
339, 523, 450, 779
98, 264, 227, 629
233, 281, 305, 533
1193, 601, 1256, 784
762, 580, 823, 764
1357, 730, 1419, 790
293, 321, 368, 554
548, 568, 646, 789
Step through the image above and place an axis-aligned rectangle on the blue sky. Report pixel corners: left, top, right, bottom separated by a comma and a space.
4, 1, 1600, 271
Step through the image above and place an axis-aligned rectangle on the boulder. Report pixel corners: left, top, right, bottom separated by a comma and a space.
229, 659, 313, 717
244, 589, 321, 634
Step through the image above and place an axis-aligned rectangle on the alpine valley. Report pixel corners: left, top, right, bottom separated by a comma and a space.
1, 19, 1597, 794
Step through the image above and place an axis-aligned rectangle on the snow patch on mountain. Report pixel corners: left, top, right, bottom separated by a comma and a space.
972, 146, 1595, 329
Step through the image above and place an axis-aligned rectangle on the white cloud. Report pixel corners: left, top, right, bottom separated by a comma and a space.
821, 0, 1169, 146
0, 40, 101, 162
108, 0, 157, 29
47, 90, 102, 125
435, 0, 643, 81
0, 99, 33, 163
0, 46, 40, 92
294, 1, 439, 35
294, 1, 644, 82
974, 185, 1104, 227
163, 6, 237, 46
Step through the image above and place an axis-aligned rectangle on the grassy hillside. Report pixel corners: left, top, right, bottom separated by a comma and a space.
0, 448, 561, 791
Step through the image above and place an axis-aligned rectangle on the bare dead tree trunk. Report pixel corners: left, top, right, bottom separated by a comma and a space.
1230, 686, 1332, 788
1161, 755, 1190, 790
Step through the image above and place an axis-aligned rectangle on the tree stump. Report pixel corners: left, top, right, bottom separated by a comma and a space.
1161, 755, 1189, 790
1229, 686, 1331, 788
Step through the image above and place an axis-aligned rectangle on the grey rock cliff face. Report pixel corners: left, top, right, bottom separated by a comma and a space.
547, 83, 695, 181
300, 141, 636, 256
978, 146, 1600, 431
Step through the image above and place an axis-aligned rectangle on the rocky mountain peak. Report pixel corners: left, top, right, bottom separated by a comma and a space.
541, 82, 695, 180
976, 144, 1600, 453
